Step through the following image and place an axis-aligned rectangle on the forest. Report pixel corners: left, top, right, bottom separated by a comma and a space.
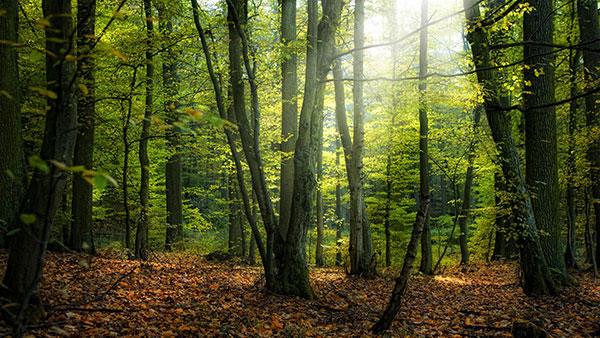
0, 0, 599, 336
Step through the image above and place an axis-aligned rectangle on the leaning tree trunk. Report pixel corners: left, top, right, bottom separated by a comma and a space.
0, 0, 26, 248
463, 0, 556, 296
135, 0, 154, 260
279, 0, 298, 240
71, 0, 96, 252
160, 4, 183, 251
2, 0, 77, 328
371, 201, 430, 334
523, 0, 566, 281
577, 0, 600, 266
418, 0, 432, 275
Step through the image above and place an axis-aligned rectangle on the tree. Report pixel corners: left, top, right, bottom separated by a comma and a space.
522, 0, 566, 280
2, 0, 77, 328
418, 0, 432, 275
160, 2, 184, 251
372, 201, 430, 334
463, 0, 557, 295
343, 0, 375, 276
279, 0, 298, 239
0, 0, 25, 247
135, 0, 154, 260
70, 0, 96, 252
577, 0, 600, 265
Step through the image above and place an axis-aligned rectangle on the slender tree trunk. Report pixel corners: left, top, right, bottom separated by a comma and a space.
0, 0, 26, 248
372, 202, 430, 334
344, 0, 375, 276
228, 170, 243, 256
463, 0, 557, 295
315, 125, 325, 267
523, 0, 566, 280
565, 39, 580, 269
160, 5, 183, 251
279, 0, 298, 239
384, 152, 392, 267
335, 139, 343, 267
135, 0, 154, 260
577, 0, 600, 266
458, 106, 482, 265
122, 68, 137, 250
71, 0, 96, 253
418, 0, 432, 275
2, 0, 77, 327
191, 0, 269, 282
492, 172, 512, 260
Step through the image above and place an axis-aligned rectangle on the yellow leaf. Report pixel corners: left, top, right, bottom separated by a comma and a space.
29, 86, 57, 99
79, 83, 89, 96
111, 49, 128, 61
65, 54, 77, 62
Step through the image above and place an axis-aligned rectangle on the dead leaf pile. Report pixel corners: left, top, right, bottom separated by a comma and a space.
0, 252, 598, 336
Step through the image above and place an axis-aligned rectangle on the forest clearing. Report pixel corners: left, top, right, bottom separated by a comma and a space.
1, 252, 599, 337
1, 0, 600, 335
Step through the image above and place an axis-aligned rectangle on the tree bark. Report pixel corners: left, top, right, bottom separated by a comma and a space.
463, 0, 557, 295
70, 0, 96, 253
577, 0, 600, 267
315, 124, 325, 267
135, 0, 154, 260
0, 0, 26, 248
523, 0, 566, 280
2, 0, 77, 325
279, 0, 298, 238
418, 0, 432, 275
159, 4, 184, 251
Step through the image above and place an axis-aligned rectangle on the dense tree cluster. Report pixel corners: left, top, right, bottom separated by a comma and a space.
0, 0, 598, 334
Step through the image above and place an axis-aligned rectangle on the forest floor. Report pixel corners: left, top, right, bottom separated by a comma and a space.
0, 252, 599, 337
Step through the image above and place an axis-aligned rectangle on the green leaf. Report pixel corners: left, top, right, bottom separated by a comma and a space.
28, 155, 49, 173
20, 214, 37, 225
6, 228, 21, 237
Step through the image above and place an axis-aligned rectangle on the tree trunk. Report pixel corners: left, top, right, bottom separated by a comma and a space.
122, 68, 137, 250
384, 152, 392, 267
191, 0, 269, 282
523, 0, 566, 280
565, 36, 580, 269
463, 0, 557, 296
279, 0, 298, 239
343, 0, 375, 276
0, 0, 26, 248
492, 172, 514, 260
2, 0, 77, 326
418, 0, 432, 275
160, 4, 184, 251
135, 0, 154, 260
371, 201, 430, 334
459, 105, 482, 265
70, 0, 96, 253
335, 139, 343, 267
228, 170, 243, 256
577, 0, 600, 267
315, 124, 325, 267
